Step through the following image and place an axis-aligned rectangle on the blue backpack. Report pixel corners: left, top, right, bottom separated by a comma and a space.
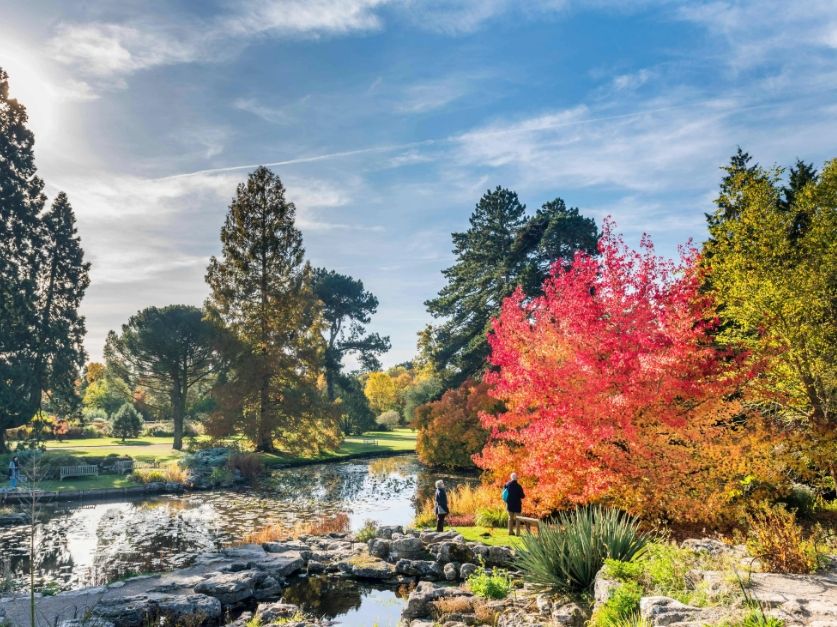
502, 487, 509, 503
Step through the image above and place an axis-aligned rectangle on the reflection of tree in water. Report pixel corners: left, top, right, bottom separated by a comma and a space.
281, 576, 364, 617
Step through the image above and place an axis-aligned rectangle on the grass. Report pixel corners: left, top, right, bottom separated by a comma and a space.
258, 428, 417, 466
449, 526, 524, 549
21, 475, 137, 493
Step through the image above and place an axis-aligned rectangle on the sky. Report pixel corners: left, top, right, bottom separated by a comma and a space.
1, 0, 836, 367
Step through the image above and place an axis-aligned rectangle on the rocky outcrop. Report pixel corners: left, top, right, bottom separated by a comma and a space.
90, 592, 222, 626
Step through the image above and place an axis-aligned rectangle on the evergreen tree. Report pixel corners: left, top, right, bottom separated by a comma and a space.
0, 68, 89, 451
312, 268, 390, 400
205, 167, 339, 452
105, 305, 215, 450
111, 403, 143, 441
426, 187, 597, 385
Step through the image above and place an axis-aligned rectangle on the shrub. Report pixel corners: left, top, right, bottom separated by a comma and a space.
355, 519, 378, 543
590, 581, 642, 626
414, 380, 498, 469
746, 504, 823, 573
781, 483, 818, 517
476, 506, 508, 528
209, 466, 235, 487
433, 596, 473, 619
111, 404, 143, 441
227, 452, 264, 481
82, 407, 109, 423
132, 463, 188, 484
466, 564, 513, 599
516, 505, 651, 592
447, 513, 476, 526
375, 410, 401, 431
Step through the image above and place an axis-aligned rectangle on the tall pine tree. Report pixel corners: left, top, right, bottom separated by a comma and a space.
426, 187, 597, 385
0, 68, 89, 451
205, 167, 339, 452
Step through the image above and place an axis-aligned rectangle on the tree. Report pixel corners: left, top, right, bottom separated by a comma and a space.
425, 187, 597, 385
414, 379, 499, 469
0, 69, 89, 451
333, 373, 376, 435
375, 409, 400, 431
704, 158, 836, 479
475, 221, 779, 523
205, 166, 339, 453
312, 268, 390, 400
111, 403, 143, 441
364, 371, 398, 414
105, 305, 216, 450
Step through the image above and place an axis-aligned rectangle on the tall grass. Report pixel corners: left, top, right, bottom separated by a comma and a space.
241, 513, 351, 544
131, 462, 189, 484
415, 483, 499, 527
516, 505, 651, 592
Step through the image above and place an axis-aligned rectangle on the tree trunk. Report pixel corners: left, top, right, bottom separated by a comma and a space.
0, 429, 6, 454
172, 384, 185, 451
256, 374, 273, 452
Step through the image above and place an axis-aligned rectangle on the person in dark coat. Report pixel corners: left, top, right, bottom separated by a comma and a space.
504, 472, 525, 535
434, 479, 449, 532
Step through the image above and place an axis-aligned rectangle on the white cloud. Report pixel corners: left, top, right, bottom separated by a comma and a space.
396, 76, 475, 113
611, 69, 653, 92
47, 0, 391, 84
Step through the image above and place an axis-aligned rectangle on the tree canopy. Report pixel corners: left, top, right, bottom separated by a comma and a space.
105, 305, 216, 450
425, 187, 597, 385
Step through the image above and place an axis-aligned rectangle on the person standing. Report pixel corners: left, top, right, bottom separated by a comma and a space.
503, 472, 525, 535
8, 456, 19, 490
434, 479, 449, 532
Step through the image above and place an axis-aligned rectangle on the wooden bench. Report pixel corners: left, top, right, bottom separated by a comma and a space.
59, 465, 99, 481
511, 514, 540, 534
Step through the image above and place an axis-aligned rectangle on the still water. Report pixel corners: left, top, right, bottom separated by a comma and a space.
0, 455, 474, 593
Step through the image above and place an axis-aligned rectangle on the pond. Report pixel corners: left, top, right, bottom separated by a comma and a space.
0, 455, 475, 597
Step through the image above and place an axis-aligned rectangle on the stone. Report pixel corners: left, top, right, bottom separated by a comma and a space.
368, 538, 391, 559
376, 525, 403, 539
153, 593, 223, 623
639, 596, 737, 626
257, 551, 306, 578
402, 581, 473, 620
680, 538, 732, 555
419, 531, 462, 545
57, 620, 114, 627
350, 557, 395, 580
433, 542, 475, 565
0, 512, 28, 526
263, 540, 309, 553
444, 562, 460, 581
391, 536, 428, 560
593, 567, 619, 606
551, 602, 587, 627
254, 575, 283, 600
486, 546, 514, 568
395, 558, 444, 579
535, 593, 552, 613
194, 570, 263, 604
459, 563, 478, 579
91, 594, 154, 626
257, 601, 304, 622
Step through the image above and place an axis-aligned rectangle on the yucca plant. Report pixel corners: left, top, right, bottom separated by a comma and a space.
516, 505, 651, 592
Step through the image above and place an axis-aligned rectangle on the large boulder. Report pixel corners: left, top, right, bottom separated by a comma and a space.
395, 559, 444, 579
194, 570, 265, 605
593, 567, 619, 606
432, 542, 475, 565
419, 531, 463, 545
369, 538, 391, 559
91, 593, 222, 626
639, 596, 737, 626
551, 602, 588, 627
402, 581, 473, 620
376, 525, 404, 539
391, 536, 428, 560
350, 557, 396, 580
256, 601, 304, 622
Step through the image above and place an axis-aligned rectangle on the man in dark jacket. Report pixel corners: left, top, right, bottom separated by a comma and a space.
504, 472, 525, 535
434, 479, 449, 532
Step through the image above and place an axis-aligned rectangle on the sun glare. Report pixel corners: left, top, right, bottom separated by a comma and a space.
1, 41, 63, 141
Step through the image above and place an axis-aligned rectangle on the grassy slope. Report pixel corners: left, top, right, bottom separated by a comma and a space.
0, 429, 417, 492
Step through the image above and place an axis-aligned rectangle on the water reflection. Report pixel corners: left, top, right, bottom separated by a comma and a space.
282, 576, 410, 626
0, 455, 474, 592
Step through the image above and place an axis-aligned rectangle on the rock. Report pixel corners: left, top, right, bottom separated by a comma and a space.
257, 551, 306, 578
369, 538, 391, 559
58, 620, 114, 627
263, 540, 309, 553
350, 557, 396, 580
194, 570, 264, 605
254, 575, 283, 600
391, 536, 428, 560
459, 563, 478, 579
444, 562, 460, 581
91, 594, 154, 626
0, 512, 28, 526
257, 601, 304, 622
433, 542, 475, 565
551, 602, 587, 627
487, 546, 514, 568
419, 531, 463, 545
402, 581, 473, 620
535, 594, 552, 613
639, 596, 737, 626
154, 593, 223, 623
680, 538, 732, 555
307, 560, 326, 574
376, 525, 403, 539
593, 567, 619, 606
396, 559, 444, 579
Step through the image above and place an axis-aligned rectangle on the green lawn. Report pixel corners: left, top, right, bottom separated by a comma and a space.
451, 526, 524, 549
258, 428, 417, 466
44, 437, 190, 463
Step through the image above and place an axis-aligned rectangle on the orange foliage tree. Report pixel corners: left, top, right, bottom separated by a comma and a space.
414, 379, 501, 469
475, 220, 781, 525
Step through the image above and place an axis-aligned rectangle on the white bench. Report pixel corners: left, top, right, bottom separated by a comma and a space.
359, 438, 379, 446
59, 465, 99, 481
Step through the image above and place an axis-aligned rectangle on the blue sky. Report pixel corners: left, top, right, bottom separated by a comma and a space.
1, 0, 836, 366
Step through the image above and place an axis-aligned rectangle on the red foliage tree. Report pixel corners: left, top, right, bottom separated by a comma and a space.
415, 380, 501, 469
475, 220, 779, 523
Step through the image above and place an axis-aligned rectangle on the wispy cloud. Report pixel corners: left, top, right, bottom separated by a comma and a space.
396, 76, 477, 113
